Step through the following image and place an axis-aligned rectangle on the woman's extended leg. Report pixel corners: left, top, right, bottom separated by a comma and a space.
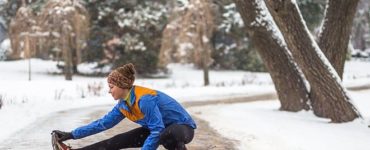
74, 127, 150, 150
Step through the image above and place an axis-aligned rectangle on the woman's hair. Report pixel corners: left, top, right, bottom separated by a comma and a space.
116, 63, 136, 81
107, 63, 136, 89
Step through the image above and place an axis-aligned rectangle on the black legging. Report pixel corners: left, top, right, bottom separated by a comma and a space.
73, 124, 194, 150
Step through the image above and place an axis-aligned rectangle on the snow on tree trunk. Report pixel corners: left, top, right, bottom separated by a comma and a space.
265, 0, 360, 122
318, 0, 359, 79
234, 0, 310, 112
311, 0, 360, 118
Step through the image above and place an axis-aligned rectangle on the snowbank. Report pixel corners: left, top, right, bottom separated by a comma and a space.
189, 90, 370, 150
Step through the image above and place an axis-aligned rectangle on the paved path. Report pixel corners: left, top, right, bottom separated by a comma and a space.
0, 84, 367, 150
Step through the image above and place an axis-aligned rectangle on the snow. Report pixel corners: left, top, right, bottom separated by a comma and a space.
250, 0, 307, 91
0, 0, 7, 4
0, 59, 274, 142
178, 43, 194, 55
318, 0, 329, 39
0, 39, 10, 60
189, 93, 370, 150
251, 0, 286, 48
291, 1, 362, 116
293, 1, 342, 83
351, 49, 370, 58
115, 2, 167, 30
0, 59, 370, 148
189, 61, 370, 150
219, 3, 244, 33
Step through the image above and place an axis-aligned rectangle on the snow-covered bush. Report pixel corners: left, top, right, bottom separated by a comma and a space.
0, 94, 3, 109
212, 2, 265, 71
0, 38, 10, 61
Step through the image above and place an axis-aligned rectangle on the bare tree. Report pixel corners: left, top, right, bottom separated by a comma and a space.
7, 0, 89, 80
38, 0, 89, 80
8, 4, 36, 60
183, 0, 215, 86
265, 0, 360, 122
310, 0, 360, 117
234, 0, 309, 111
160, 0, 215, 86
158, 8, 182, 71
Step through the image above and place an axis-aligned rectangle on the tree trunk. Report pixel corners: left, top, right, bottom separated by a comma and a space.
25, 35, 31, 81
234, 0, 309, 111
265, 0, 360, 122
311, 0, 360, 118
318, 0, 359, 78
62, 25, 72, 81
201, 34, 211, 86
202, 60, 210, 86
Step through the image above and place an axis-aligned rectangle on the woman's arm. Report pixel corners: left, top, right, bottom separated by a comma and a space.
71, 104, 125, 139
139, 95, 165, 150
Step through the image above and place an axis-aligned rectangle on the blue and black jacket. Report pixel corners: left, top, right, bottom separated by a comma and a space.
71, 85, 196, 150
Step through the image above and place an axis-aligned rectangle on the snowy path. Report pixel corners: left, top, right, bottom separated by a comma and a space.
0, 84, 367, 150
0, 92, 275, 150
0, 105, 108, 150
67, 93, 276, 150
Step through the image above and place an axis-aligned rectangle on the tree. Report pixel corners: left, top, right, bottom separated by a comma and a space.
0, 1, 7, 43
212, 2, 265, 72
159, 0, 215, 86
264, 0, 360, 122
8, 3, 37, 60
82, 0, 168, 76
181, 0, 215, 86
351, 0, 370, 51
310, 0, 361, 118
296, 0, 325, 32
38, 0, 89, 80
234, 0, 309, 111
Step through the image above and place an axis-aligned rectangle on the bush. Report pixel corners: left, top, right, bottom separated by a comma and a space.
0, 94, 3, 109
211, 31, 266, 72
211, 2, 266, 72
113, 45, 160, 75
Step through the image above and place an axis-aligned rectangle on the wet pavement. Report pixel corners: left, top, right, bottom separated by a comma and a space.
0, 103, 239, 150
0, 85, 368, 150
0, 106, 107, 150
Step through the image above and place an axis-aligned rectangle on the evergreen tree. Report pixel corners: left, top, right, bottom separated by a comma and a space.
297, 0, 326, 32
82, 0, 168, 75
212, 2, 265, 71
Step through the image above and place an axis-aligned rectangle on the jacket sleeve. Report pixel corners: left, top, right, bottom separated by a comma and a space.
139, 95, 165, 150
71, 104, 124, 139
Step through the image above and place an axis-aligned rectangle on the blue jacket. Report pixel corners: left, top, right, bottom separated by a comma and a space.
71, 85, 196, 150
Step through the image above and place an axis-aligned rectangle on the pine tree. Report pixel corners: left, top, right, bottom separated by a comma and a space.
82, 0, 168, 75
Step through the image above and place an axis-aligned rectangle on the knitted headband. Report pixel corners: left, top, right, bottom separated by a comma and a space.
107, 63, 136, 89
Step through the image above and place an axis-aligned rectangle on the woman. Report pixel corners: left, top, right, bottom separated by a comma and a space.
53, 63, 196, 150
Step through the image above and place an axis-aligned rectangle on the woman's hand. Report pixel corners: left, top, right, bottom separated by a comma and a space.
52, 130, 73, 141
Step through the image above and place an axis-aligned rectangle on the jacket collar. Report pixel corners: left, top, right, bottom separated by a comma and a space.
120, 86, 136, 107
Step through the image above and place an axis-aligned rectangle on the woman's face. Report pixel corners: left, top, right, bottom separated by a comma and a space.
108, 84, 129, 100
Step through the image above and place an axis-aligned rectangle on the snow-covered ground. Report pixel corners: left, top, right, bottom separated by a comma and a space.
0, 59, 275, 142
0, 59, 370, 149
189, 90, 370, 150
187, 60, 370, 150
